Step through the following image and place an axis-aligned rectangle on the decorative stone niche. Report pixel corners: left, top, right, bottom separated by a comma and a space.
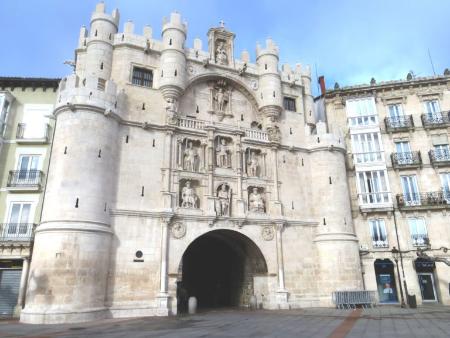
215, 183, 232, 217
244, 148, 266, 178
179, 179, 201, 209
215, 135, 233, 169
247, 186, 266, 214
176, 138, 206, 172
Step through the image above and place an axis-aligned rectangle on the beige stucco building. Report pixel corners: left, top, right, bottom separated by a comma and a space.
322, 72, 450, 307
19, 3, 364, 324
0, 77, 58, 317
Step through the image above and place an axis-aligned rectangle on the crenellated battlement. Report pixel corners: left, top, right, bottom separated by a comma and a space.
55, 74, 126, 119
91, 2, 120, 28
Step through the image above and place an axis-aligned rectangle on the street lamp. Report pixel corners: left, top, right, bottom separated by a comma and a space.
391, 246, 406, 308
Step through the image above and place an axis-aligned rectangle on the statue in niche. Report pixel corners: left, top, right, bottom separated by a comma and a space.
216, 184, 231, 217
249, 187, 265, 213
209, 80, 232, 121
181, 181, 198, 208
247, 151, 260, 177
215, 41, 228, 65
216, 138, 231, 168
183, 141, 198, 172
215, 87, 228, 114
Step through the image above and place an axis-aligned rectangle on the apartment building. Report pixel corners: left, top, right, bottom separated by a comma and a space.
0, 77, 59, 317
323, 71, 450, 306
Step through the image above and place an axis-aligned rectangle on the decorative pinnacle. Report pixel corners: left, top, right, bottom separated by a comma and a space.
219, 20, 225, 28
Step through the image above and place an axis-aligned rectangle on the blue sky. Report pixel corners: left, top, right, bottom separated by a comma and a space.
1, 0, 449, 94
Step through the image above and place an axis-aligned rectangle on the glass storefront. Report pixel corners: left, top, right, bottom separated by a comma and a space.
374, 259, 398, 303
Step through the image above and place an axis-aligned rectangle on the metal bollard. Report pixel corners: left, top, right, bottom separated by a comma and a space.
188, 296, 197, 314
249, 295, 257, 310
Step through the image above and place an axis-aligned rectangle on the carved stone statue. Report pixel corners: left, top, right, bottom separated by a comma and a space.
249, 187, 265, 213
181, 181, 198, 208
216, 138, 231, 168
214, 87, 227, 113
216, 184, 231, 216
183, 141, 198, 172
215, 41, 228, 65
247, 151, 259, 177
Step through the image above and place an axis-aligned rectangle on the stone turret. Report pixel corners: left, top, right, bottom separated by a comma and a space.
256, 39, 283, 140
21, 3, 122, 324
301, 65, 315, 126
309, 124, 363, 305
159, 12, 187, 123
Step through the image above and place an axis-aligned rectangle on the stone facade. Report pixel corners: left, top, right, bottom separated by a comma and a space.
323, 73, 450, 306
19, 3, 362, 324
0, 77, 58, 317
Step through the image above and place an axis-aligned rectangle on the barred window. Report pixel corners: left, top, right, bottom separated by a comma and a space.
132, 67, 153, 88
283, 97, 296, 112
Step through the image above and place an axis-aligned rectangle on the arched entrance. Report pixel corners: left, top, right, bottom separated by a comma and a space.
177, 230, 267, 311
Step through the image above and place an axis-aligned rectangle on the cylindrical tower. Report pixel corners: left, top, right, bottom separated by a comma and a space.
21, 3, 121, 324
159, 12, 187, 116
301, 65, 316, 126
310, 137, 363, 306
256, 38, 283, 128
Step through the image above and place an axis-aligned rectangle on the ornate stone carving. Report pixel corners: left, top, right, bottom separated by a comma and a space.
165, 98, 178, 125
181, 180, 198, 208
171, 222, 186, 239
267, 125, 281, 143
250, 79, 258, 90
216, 183, 231, 217
216, 137, 231, 168
249, 187, 265, 213
261, 226, 274, 241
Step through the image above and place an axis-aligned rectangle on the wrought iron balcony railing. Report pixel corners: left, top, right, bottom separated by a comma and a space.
7, 170, 44, 188
385, 115, 414, 132
0, 223, 35, 242
411, 234, 429, 247
391, 151, 422, 169
396, 191, 450, 210
421, 111, 450, 129
429, 149, 450, 167
16, 123, 50, 142
372, 239, 389, 248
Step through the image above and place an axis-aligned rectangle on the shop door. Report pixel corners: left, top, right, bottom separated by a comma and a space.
418, 273, 437, 302
0, 269, 22, 316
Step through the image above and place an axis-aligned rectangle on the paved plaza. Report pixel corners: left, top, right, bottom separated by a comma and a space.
1, 306, 450, 338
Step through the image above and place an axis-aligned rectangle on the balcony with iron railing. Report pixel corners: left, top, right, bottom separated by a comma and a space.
385, 115, 414, 133
411, 234, 429, 247
429, 149, 450, 167
372, 238, 389, 248
421, 111, 450, 129
16, 123, 50, 144
6, 170, 44, 191
391, 151, 422, 170
396, 191, 450, 211
0, 223, 35, 244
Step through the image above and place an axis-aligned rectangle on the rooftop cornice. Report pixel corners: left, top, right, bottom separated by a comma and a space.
0, 77, 60, 91
323, 74, 450, 99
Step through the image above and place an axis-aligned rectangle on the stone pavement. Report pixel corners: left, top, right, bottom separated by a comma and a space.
0, 306, 449, 338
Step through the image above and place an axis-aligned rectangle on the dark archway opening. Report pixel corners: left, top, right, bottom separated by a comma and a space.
374, 259, 398, 303
178, 230, 267, 312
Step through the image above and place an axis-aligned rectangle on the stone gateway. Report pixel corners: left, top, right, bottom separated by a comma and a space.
20, 3, 363, 324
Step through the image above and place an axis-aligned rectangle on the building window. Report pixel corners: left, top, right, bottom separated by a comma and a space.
408, 218, 428, 247
283, 97, 296, 112
357, 170, 390, 204
346, 97, 378, 127
4, 202, 33, 239
424, 100, 440, 117
131, 67, 153, 88
97, 78, 106, 91
400, 175, 420, 206
440, 172, 450, 202
369, 219, 388, 248
351, 132, 383, 163
388, 104, 403, 119
0, 96, 10, 137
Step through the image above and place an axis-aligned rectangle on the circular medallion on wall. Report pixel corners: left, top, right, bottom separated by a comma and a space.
171, 222, 186, 239
261, 226, 274, 241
